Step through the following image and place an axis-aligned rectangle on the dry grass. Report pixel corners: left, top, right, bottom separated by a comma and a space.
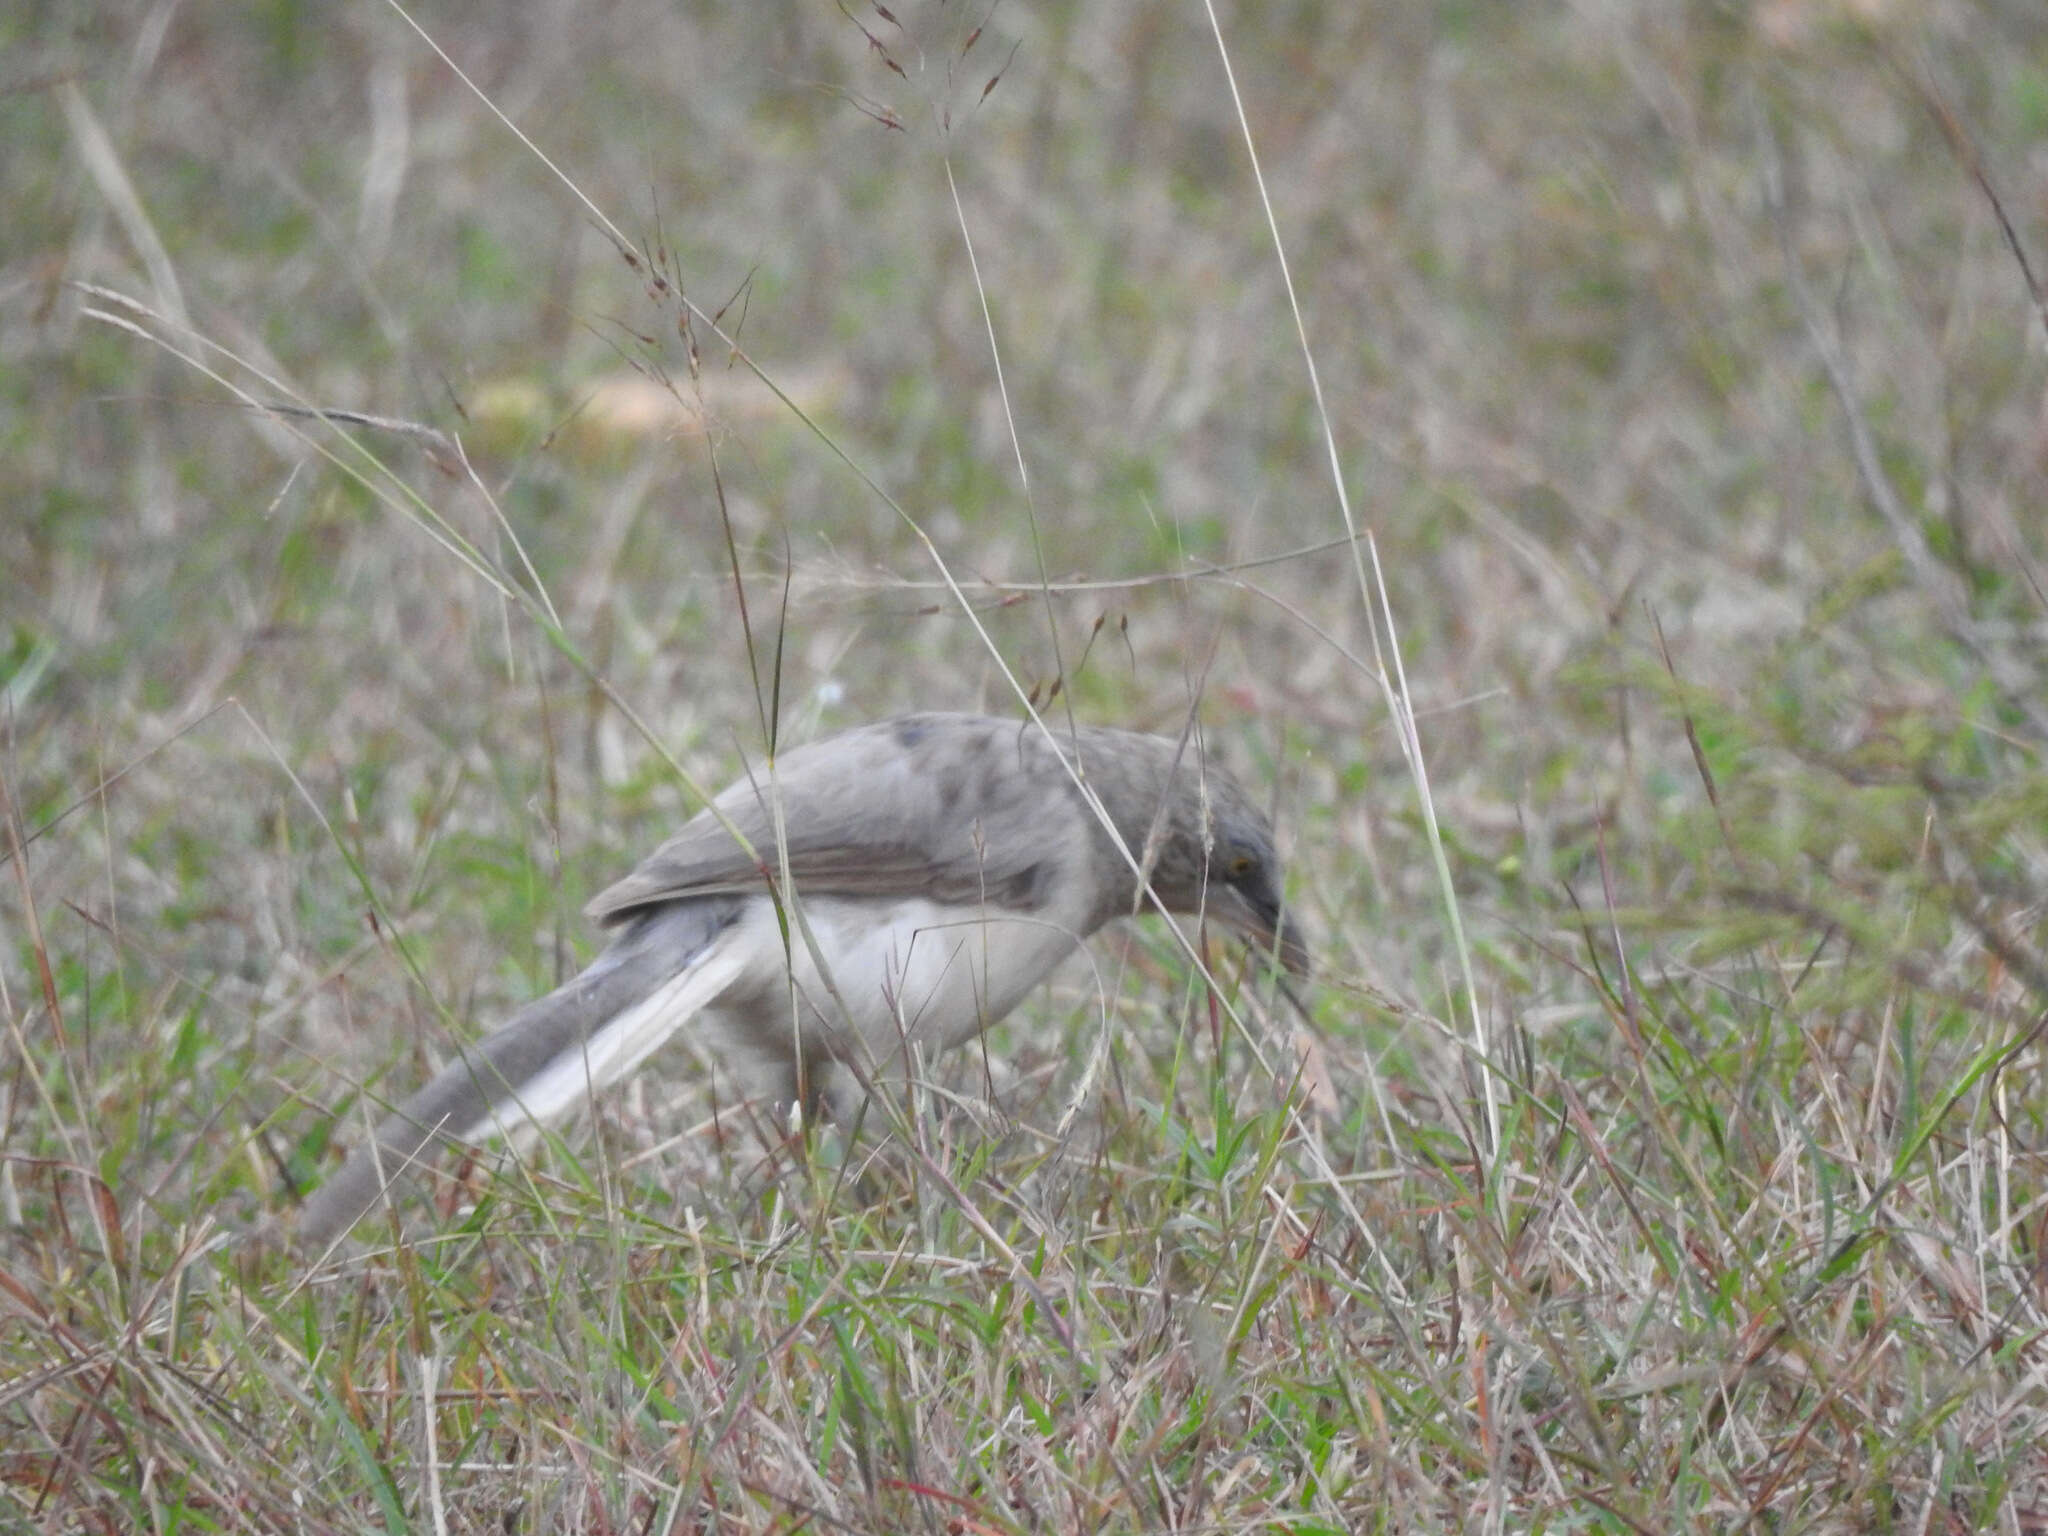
6, 1, 2048, 1530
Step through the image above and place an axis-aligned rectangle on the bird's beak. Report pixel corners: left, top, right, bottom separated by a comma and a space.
1214, 885, 1312, 980
1266, 909, 1313, 980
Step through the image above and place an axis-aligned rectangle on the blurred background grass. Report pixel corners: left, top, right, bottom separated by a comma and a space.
5, 0, 2048, 1530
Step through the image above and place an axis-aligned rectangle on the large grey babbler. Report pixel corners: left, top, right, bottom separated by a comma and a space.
297, 712, 1306, 1248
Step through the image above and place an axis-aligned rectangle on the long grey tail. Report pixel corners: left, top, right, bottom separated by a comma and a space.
295, 902, 737, 1253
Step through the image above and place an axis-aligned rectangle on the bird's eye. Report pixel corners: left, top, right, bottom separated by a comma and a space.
1227, 852, 1256, 879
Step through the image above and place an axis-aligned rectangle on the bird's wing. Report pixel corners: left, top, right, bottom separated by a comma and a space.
586, 715, 1092, 924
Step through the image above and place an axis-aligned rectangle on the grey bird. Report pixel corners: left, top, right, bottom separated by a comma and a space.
295, 712, 1306, 1250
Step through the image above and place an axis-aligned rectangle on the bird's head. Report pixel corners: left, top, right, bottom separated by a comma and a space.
1097, 733, 1311, 979
1181, 785, 1312, 980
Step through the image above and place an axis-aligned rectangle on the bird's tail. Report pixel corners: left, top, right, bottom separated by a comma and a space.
295, 901, 745, 1252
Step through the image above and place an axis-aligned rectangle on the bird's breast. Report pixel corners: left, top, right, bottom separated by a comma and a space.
725, 891, 1090, 1058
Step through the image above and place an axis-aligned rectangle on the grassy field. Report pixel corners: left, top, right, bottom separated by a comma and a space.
7, 1, 2048, 1530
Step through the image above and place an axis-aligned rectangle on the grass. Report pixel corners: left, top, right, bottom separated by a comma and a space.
6, 0, 2048, 1530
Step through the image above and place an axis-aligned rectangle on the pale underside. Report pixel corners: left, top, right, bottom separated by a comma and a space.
455, 892, 1092, 1144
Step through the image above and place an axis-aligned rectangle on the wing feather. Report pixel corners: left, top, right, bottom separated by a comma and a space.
586, 715, 1099, 924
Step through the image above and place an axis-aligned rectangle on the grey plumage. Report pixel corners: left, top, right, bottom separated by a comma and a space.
296, 712, 1304, 1251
